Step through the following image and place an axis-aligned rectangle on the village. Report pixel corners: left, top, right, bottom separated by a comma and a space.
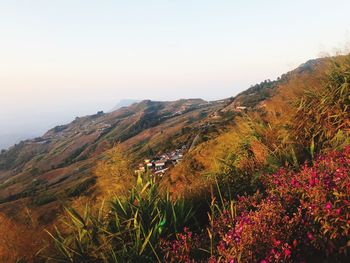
134, 146, 187, 177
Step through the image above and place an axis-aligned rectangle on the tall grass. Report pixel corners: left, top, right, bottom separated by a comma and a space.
294, 56, 350, 157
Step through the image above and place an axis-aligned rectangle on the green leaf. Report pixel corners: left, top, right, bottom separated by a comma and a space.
140, 229, 153, 255
310, 136, 315, 159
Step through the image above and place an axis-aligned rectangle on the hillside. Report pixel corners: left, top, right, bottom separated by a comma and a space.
0, 54, 349, 262
0, 98, 231, 222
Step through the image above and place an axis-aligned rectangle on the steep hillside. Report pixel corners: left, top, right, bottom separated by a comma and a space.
0, 54, 349, 261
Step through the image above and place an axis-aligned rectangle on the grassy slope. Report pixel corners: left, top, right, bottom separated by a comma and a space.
162, 57, 335, 198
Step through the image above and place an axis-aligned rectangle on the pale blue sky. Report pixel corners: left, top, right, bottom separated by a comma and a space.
0, 0, 349, 148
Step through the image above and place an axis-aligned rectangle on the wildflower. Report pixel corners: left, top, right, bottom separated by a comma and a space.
307, 232, 313, 240
273, 239, 281, 246
284, 248, 291, 257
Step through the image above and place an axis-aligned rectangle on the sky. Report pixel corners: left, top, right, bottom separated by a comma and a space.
0, 0, 350, 149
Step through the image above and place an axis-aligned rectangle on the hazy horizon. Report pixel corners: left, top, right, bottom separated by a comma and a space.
1, 0, 350, 149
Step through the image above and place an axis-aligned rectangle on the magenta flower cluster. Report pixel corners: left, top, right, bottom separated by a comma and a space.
162, 146, 350, 262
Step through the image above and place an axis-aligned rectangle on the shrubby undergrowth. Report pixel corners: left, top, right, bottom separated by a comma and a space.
182, 146, 350, 262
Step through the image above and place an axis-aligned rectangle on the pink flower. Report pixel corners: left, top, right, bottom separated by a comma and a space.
291, 178, 296, 186
307, 232, 313, 240
325, 202, 332, 210
311, 179, 316, 186
284, 248, 291, 257
273, 239, 281, 246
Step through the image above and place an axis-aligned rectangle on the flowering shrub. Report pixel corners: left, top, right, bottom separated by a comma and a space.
161, 227, 200, 263
268, 146, 350, 256
215, 146, 350, 262
212, 200, 299, 262
162, 146, 350, 262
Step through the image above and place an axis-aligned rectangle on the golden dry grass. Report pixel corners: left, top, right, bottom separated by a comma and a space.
0, 210, 52, 262
163, 56, 338, 198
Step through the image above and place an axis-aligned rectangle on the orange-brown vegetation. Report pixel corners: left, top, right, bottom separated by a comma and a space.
0, 210, 53, 262
95, 145, 133, 200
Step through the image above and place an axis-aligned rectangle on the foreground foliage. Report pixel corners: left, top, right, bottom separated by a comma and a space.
50, 147, 350, 262
48, 174, 195, 262
162, 147, 350, 262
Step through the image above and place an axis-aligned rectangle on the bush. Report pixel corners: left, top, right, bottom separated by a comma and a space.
32, 192, 57, 206
53, 125, 68, 133
162, 147, 350, 262
65, 177, 96, 198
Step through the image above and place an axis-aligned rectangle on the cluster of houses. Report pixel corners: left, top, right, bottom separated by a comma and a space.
135, 146, 186, 176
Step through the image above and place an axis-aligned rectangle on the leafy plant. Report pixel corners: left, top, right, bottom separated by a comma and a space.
47, 173, 196, 262
162, 146, 350, 262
